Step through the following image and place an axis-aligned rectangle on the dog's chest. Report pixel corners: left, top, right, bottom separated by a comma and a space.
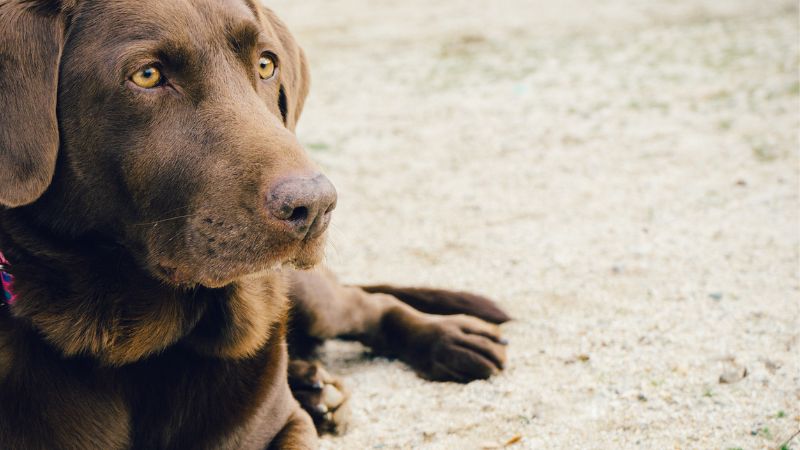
121, 335, 290, 449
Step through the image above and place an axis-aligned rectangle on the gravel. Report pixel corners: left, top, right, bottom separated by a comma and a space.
269, 0, 800, 448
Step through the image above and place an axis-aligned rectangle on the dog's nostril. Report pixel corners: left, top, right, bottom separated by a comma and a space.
288, 206, 308, 223
266, 173, 337, 239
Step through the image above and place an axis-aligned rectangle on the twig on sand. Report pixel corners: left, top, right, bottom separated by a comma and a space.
778, 428, 800, 450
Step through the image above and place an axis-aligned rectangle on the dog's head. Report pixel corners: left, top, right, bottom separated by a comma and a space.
0, 0, 334, 287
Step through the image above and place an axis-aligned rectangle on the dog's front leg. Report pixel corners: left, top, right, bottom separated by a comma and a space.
287, 268, 508, 382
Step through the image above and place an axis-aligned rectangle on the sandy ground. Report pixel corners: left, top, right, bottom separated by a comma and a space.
269, 1, 800, 448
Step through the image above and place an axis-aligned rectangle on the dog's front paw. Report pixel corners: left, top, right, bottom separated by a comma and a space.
288, 360, 350, 435
404, 314, 508, 383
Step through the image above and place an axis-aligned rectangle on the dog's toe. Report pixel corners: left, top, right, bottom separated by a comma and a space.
288, 360, 350, 435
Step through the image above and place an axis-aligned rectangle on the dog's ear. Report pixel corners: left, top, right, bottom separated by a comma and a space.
257, 6, 310, 131
0, 1, 73, 207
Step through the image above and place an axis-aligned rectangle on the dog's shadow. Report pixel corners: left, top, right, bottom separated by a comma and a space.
317, 340, 401, 377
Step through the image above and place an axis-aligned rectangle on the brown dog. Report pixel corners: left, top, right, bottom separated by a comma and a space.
0, 0, 510, 448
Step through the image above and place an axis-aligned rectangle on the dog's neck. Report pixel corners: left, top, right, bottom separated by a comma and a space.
0, 208, 288, 367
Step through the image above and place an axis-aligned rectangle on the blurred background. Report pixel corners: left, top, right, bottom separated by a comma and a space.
270, 1, 799, 448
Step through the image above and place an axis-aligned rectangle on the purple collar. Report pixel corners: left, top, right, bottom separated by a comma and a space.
0, 251, 15, 305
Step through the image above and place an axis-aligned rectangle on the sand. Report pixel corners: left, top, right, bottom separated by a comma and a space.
268, 0, 800, 448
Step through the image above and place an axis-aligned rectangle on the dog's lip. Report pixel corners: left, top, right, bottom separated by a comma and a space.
155, 259, 286, 288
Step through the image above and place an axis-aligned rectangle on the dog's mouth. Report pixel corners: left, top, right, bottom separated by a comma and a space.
141, 172, 336, 288
151, 226, 328, 288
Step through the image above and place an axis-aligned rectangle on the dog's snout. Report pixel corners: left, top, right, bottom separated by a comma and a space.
266, 174, 337, 240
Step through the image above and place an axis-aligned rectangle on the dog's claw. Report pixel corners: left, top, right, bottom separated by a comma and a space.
288, 360, 350, 435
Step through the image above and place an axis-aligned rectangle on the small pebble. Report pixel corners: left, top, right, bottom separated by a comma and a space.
719, 367, 747, 384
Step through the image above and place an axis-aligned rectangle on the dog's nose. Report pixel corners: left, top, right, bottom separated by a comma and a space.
266, 173, 337, 240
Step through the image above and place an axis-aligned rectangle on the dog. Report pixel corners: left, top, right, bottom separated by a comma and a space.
0, 0, 510, 448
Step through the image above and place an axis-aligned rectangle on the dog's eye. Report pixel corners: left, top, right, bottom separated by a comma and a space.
257, 54, 276, 80
131, 66, 163, 89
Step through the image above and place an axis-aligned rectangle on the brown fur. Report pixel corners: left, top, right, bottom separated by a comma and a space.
362, 285, 512, 324
0, 0, 510, 448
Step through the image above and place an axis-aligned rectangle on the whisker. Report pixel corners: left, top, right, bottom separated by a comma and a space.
134, 214, 196, 227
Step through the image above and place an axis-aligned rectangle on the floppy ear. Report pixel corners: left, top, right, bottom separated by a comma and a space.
258, 6, 310, 131
0, 1, 70, 207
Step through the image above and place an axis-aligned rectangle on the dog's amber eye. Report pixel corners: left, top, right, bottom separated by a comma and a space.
257, 54, 276, 79
131, 66, 163, 89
